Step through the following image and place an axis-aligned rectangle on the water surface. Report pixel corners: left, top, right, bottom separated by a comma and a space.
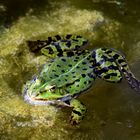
0, 0, 140, 139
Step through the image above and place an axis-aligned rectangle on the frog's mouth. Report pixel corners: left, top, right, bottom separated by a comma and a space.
23, 84, 56, 105
24, 92, 57, 105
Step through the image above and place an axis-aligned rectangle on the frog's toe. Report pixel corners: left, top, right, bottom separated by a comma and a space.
70, 116, 81, 125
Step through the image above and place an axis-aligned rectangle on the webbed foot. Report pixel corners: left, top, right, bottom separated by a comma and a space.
69, 99, 86, 125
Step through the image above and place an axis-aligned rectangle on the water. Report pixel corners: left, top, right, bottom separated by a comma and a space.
0, 0, 140, 139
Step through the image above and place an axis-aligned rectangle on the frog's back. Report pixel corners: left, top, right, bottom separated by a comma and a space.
40, 50, 96, 96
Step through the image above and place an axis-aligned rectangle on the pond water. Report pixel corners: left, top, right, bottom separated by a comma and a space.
0, 0, 140, 139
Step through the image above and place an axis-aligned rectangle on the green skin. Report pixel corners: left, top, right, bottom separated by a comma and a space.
23, 35, 140, 125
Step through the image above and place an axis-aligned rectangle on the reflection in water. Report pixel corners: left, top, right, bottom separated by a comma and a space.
0, 0, 140, 139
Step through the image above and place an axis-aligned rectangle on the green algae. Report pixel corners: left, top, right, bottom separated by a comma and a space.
0, 0, 140, 140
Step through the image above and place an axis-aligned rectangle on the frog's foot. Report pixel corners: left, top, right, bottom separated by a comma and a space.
69, 99, 87, 125
70, 111, 84, 125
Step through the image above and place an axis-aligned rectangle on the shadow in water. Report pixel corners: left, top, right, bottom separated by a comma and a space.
92, 0, 140, 26
1, 0, 140, 28
69, 0, 140, 26
0, 0, 51, 27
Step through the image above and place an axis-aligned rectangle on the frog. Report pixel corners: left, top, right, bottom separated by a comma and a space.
23, 34, 140, 125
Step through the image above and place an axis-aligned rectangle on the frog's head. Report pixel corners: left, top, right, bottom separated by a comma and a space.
23, 77, 63, 105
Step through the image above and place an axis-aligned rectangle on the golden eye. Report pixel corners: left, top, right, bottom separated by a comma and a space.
50, 86, 56, 92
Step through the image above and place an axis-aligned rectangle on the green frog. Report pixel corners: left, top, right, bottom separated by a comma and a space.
23, 35, 140, 125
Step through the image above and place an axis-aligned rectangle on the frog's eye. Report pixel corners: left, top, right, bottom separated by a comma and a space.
42, 85, 56, 93
51, 86, 56, 90
50, 86, 56, 92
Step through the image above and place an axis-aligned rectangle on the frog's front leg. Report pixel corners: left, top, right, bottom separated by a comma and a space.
68, 99, 87, 125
